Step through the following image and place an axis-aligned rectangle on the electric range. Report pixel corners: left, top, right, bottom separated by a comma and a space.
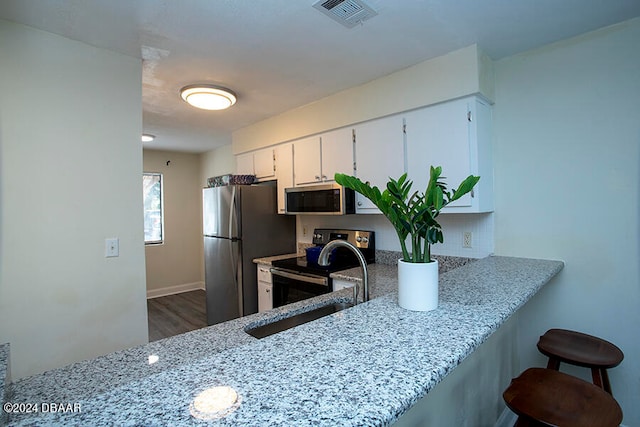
269, 228, 375, 307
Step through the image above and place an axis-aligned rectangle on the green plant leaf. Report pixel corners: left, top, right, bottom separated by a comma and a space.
449, 175, 481, 203
335, 166, 479, 264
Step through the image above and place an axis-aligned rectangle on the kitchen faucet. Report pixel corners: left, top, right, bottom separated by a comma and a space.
318, 240, 369, 305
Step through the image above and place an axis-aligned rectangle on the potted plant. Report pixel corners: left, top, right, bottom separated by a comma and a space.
334, 166, 480, 311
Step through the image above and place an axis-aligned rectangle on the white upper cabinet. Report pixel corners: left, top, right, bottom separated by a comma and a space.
236, 147, 276, 180
239, 95, 492, 215
404, 96, 493, 213
293, 128, 353, 186
293, 136, 322, 185
353, 115, 405, 213
235, 152, 254, 175
320, 127, 354, 182
274, 143, 294, 214
254, 148, 276, 179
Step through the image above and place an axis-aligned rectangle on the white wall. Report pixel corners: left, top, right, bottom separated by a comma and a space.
493, 17, 640, 425
0, 20, 148, 379
297, 213, 494, 259
233, 45, 493, 153
199, 144, 235, 186
144, 150, 203, 296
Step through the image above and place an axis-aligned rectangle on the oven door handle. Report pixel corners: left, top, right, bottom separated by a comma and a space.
270, 268, 329, 287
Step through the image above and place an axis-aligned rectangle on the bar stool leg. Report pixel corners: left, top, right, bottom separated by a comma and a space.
546, 357, 560, 370
515, 416, 544, 427
600, 368, 613, 395
591, 368, 604, 391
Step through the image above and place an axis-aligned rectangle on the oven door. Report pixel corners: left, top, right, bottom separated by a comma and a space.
270, 268, 331, 308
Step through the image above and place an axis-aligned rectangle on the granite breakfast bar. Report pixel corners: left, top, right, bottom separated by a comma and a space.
3, 256, 563, 426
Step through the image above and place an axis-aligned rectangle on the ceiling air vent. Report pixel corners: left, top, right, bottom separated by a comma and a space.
313, 0, 378, 28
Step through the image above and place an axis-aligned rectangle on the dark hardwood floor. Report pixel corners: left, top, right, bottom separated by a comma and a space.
147, 290, 207, 342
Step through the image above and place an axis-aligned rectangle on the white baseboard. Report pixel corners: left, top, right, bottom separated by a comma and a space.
146, 281, 205, 299
495, 407, 518, 427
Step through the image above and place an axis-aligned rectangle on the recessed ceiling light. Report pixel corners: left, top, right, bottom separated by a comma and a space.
180, 85, 237, 110
141, 134, 155, 142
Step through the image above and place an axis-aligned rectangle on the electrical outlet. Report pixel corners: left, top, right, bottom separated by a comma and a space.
303, 226, 307, 236
463, 232, 472, 248
105, 238, 119, 257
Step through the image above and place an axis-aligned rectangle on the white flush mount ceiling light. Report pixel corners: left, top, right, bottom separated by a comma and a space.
180, 85, 237, 110
141, 134, 155, 142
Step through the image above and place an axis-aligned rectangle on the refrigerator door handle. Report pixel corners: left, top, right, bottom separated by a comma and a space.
229, 185, 237, 239
228, 186, 243, 316
231, 241, 243, 317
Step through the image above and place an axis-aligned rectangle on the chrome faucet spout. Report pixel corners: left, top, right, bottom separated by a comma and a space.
318, 240, 369, 304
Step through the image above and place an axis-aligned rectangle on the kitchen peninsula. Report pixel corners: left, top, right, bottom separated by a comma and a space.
3, 256, 563, 426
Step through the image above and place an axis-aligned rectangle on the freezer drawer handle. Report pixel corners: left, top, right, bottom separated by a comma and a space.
270, 268, 329, 287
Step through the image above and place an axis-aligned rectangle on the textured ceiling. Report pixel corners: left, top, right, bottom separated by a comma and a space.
1, 0, 639, 152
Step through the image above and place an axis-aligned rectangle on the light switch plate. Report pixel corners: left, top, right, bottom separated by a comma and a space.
105, 238, 119, 257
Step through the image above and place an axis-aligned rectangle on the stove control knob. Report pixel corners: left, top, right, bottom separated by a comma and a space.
356, 236, 362, 242
361, 237, 369, 244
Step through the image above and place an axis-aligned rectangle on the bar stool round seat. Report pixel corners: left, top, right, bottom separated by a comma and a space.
537, 328, 623, 394
503, 367, 623, 427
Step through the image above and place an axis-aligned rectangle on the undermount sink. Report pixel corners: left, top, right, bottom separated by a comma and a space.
245, 302, 354, 339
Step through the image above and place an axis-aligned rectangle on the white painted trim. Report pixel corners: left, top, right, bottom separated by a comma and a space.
146, 282, 205, 299
494, 407, 518, 427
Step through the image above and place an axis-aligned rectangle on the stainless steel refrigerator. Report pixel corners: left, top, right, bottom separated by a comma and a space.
203, 182, 295, 325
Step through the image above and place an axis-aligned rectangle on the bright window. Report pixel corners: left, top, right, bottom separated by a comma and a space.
143, 173, 164, 244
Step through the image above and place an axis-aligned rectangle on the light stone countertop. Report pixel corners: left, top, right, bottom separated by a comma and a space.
5, 256, 563, 426
253, 252, 299, 266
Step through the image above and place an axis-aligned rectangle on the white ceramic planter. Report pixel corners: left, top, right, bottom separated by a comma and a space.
397, 259, 439, 311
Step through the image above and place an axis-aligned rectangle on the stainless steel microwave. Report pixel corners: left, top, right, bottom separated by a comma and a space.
285, 183, 355, 215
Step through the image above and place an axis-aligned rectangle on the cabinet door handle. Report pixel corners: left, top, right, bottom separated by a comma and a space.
315, 175, 320, 180
357, 201, 363, 206
266, 289, 270, 293
321, 175, 327, 180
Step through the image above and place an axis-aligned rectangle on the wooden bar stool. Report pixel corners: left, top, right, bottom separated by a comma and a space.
503, 367, 623, 427
537, 328, 623, 395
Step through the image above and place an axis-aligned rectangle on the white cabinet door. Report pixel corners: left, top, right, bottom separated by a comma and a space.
353, 115, 405, 213
333, 279, 355, 291
405, 98, 472, 207
257, 265, 273, 313
404, 96, 493, 213
293, 136, 322, 185
236, 152, 254, 175
257, 281, 272, 313
254, 148, 275, 179
320, 127, 354, 181
236, 148, 275, 180
275, 143, 294, 214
